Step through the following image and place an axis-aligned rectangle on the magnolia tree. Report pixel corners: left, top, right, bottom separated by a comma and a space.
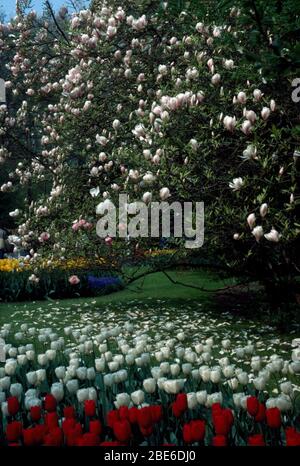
0, 1, 299, 310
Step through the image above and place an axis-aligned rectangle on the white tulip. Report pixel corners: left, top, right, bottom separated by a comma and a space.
223, 365, 235, 378
26, 371, 37, 385
55, 366, 66, 380
170, 364, 181, 376
88, 387, 97, 401
66, 379, 79, 395
143, 378, 156, 394
5, 360, 17, 376
103, 374, 114, 387
17, 355, 28, 366
131, 390, 145, 405
10, 383, 23, 398
51, 382, 64, 402
36, 369, 46, 382
237, 372, 249, 385
253, 377, 266, 391
115, 393, 130, 408
163, 379, 185, 394
196, 390, 207, 405
77, 388, 89, 403
76, 367, 87, 380
221, 340, 231, 350
210, 368, 222, 383
187, 392, 198, 409
182, 363, 192, 375
37, 354, 48, 366
95, 358, 106, 372
233, 393, 244, 408
206, 392, 223, 407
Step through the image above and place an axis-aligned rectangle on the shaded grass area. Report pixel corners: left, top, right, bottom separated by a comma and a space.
0, 269, 297, 340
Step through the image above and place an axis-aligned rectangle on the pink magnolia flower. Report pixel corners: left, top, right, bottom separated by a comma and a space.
105, 236, 113, 245
69, 275, 80, 285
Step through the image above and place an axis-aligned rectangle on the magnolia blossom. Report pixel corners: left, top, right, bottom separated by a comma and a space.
69, 275, 80, 285
229, 177, 243, 191
252, 226, 264, 242
261, 107, 271, 120
247, 213, 256, 229
223, 115, 236, 131
264, 228, 280, 242
159, 187, 170, 200
260, 203, 268, 217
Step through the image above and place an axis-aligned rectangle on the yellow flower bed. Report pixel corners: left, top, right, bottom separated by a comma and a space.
0, 250, 177, 273
0, 259, 27, 273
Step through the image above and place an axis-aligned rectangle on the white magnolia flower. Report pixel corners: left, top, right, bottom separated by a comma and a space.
229, 177, 243, 191
264, 228, 280, 242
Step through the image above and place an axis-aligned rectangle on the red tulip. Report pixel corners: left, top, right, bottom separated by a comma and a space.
30, 405, 42, 422
212, 435, 227, 446
140, 425, 154, 437
119, 406, 129, 420
44, 428, 63, 446
255, 403, 266, 422
45, 412, 59, 430
100, 441, 124, 446
224, 408, 234, 429
247, 396, 259, 417
84, 400, 96, 417
113, 420, 132, 443
23, 427, 37, 446
190, 420, 206, 442
213, 414, 230, 436
151, 405, 163, 423
172, 401, 182, 418
266, 407, 281, 429
34, 424, 47, 444
285, 427, 300, 446
7, 397, 19, 416
183, 423, 193, 444
211, 403, 222, 413
78, 433, 100, 446
44, 394, 57, 412
248, 434, 265, 446
128, 406, 139, 424
176, 393, 187, 412
62, 418, 76, 435
107, 410, 120, 428
89, 420, 102, 436
6, 421, 22, 442
137, 406, 153, 428
64, 406, 76, 419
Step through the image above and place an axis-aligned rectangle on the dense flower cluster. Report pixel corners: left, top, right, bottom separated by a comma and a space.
0, 307, 300, 446
0, 2, 298, 299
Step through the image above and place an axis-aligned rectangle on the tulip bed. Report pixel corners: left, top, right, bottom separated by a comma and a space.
0, 298, 300, 446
